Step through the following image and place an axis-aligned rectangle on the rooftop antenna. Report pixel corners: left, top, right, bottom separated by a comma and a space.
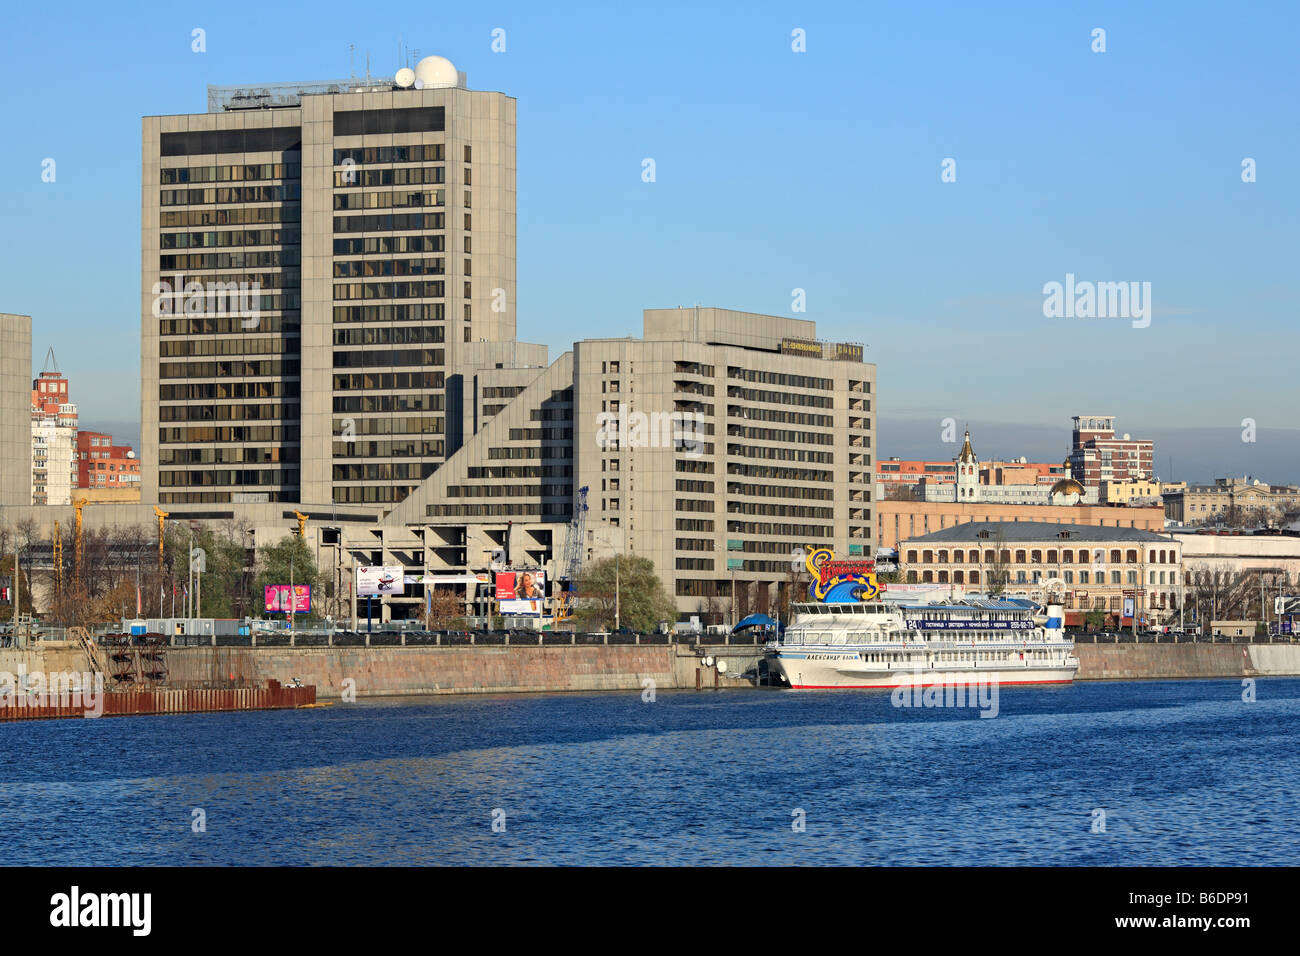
42, 346, 59, 374
349, 43, 356, 82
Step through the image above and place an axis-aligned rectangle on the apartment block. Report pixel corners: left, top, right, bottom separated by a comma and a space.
1069, 415, 1153, 485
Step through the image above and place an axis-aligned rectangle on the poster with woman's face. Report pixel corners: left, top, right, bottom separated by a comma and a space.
495, 570, 546, 614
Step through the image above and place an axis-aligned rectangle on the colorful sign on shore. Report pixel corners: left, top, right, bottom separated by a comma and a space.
804, 548, 879, 602
357, 566, 405, 596
265, 584, 311, 613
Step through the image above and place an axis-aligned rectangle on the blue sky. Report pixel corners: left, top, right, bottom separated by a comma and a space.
1, 1, 1296, 477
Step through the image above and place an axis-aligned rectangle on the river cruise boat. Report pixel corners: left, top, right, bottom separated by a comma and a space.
768, 598, 1078, 690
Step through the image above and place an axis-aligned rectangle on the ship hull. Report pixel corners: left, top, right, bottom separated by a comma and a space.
770, 653, 1077, 690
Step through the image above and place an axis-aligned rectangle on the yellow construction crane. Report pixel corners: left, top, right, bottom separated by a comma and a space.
154, 507, 169, 571
73, 498, 87, 586
294, 511, 308, 538
53, 520, 62, 602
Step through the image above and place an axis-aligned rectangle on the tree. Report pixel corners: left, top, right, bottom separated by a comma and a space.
987, 529, 1010, 595
574, 555, 676, 632
255, 535, 324, 622
425, 587, 467, 629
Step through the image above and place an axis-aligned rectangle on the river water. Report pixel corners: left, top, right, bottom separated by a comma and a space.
2, 678, 1295, 865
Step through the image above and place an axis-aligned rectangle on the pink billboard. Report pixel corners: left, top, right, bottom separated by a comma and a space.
265, 584, 311, 613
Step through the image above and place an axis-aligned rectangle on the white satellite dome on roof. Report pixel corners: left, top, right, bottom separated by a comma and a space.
394, 67, 416, 88
413, 56, 458, 89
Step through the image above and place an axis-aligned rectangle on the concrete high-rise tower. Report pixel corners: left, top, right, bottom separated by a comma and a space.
141, 57, 516, 508
0, 314, 33, 509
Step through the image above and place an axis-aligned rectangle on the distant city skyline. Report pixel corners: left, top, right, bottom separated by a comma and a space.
3, 0, 1296, 478
75, 413, 1300, 489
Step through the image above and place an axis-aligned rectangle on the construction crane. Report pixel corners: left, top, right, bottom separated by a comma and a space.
52, 520, 62, 602
154, 507, 169, 572
73, 498, 87, 588
556, 486, 589, 621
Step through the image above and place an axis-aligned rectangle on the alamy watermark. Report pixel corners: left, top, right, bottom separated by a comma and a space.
595, 409, 705, 457
1042, 273, 1151, 329
0, 669, 105, 718
891, 673, 1000, 718
151, 279, 262, 329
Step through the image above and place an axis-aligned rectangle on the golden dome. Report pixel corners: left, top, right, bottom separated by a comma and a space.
1050, 477, 1085, 496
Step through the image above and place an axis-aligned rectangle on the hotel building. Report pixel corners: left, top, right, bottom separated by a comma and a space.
140, 57, 516, 508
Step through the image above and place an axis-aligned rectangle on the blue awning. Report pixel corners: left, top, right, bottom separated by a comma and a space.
733, 613, 778, 632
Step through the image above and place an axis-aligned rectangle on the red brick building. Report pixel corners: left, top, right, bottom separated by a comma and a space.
76, 431, 140, 491
1069, 415, 1154, 486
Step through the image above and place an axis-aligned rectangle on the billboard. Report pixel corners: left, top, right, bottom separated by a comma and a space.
804, 548, 879, 603
265, 584, 311, 614
495, 569, 547, 615
357, 566, 405, 597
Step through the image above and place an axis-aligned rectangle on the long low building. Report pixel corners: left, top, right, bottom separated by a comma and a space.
876, 498, 1166, 551
898, 521, 1184, 627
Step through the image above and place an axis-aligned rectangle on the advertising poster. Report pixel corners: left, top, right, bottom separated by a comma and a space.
357, 566, 405, 597
495, 569, 546, 615
265, 584, 311, 614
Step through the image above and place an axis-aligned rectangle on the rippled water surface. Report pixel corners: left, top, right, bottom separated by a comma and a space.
2, 678, 1296, 865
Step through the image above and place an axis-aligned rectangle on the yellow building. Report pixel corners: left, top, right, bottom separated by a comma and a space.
1101, 478, 1183, 506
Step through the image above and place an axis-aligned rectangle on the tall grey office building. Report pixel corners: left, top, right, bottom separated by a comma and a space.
141, 55, 515, 506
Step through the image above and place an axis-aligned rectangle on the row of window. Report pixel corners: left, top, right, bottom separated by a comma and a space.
333, 393, 443, 413
162, 228, 298, 249
333, 371, 445, 391
334, 303, 444, 324
160, 447, 295, 465
905, 548, 1179, 564
159, 360, 296, 380
333, 235, 443, 256
160, 338, 295, 357
161, 185, 300, 206
160, 251, 298, 271
333, 189, 443, 210
333, 326, 444, 346
728, 368, 832, 391
333, 257, 444, 278
159, 425, 297, 444
159, 403, 295, 422
331, 439, 444, 458
333, 281, 445, 301
333, 212, 445, 233
160, 128, 302, 157
332, 144, 447, 167
161, 163, 300, 184
159, 381, 296, 401
161, 205, 300, 227
160, 315, 299, 336
335, 166, 444, 187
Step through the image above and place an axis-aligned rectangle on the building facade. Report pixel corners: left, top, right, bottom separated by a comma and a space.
1164, 478, 1300, 526
30, 369, 78, 506
1069, 414, 1153, 485
379, 307, 875, 617
141, 57, 516, 508
1101, 477, 1182, 507
876, 499, 1166, 551
0, 314, 32, 509
915, 431, 1096, 505
899, 521, 1183, 626
76, 431, 141, 494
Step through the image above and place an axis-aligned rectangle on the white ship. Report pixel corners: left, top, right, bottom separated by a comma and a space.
768, 598, 1078, 690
